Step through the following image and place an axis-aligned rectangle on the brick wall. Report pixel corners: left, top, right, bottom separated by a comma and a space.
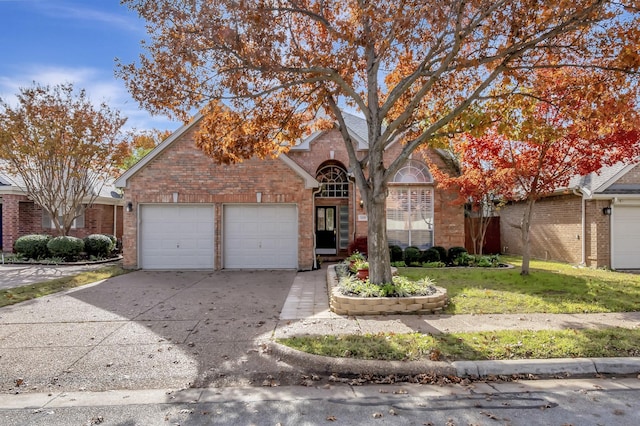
287, 130, 465, 249
123, 125, 314, 270
500, 194, 583, 264
584, 199, 610, 267
1, 194, 121, 251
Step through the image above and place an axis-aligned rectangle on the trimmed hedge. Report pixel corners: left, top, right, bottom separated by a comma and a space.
47, 236, 84, 261
389, 245, 403, 262
84, 234, 115, 258
432, 246, 447, 263
14, 235, 51, 260
421, 247, 441, 263
404, 246, 421, 265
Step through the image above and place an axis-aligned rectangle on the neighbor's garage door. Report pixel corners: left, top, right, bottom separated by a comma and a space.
612, 205, 640, 269
140, 205, 214, 269
224, 205, 298, 269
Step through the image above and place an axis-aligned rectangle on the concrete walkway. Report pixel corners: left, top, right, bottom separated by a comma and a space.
0, 260, 120, 290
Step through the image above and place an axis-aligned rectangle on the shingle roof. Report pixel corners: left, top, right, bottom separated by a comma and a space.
566, 160, 640, 196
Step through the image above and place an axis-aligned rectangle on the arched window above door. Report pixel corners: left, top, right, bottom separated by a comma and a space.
391, 160, 433, 184
316, 164, 349, 198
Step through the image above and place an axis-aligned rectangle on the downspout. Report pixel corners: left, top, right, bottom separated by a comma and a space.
572, 187, 586, 265
113, 204, 118, 238
312, 185, 322, 269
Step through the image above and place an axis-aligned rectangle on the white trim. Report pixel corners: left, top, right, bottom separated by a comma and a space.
593, 162, 639, 194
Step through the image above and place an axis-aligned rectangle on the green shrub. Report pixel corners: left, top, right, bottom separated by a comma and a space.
47, 236, 84, 261
390, 261, 407, 267
389, 245, 403, 262
84, 234, 115, 258
432, 246, 447, 263
14, 235, 51, 260
403, 246, 421, 266
452, 251, 472, 266
447, 246, 468, 264
420, 247, 441, 263
422, 261, 446, 268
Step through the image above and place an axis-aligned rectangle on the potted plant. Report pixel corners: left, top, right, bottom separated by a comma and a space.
346, 251, 366, 271
353, 259, 369, 281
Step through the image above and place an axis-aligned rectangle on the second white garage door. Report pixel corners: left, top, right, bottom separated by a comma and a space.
224, 205, 298, 269
611, 205, 640, 269
140, 204, 214, 269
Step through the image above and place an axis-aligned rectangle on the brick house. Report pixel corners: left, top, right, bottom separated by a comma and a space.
500, 161, 640, 269
0, 172, 124, 252
114, 112, 464, 270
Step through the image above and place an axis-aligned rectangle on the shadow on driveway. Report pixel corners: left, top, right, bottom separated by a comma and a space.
0, 270, 305, 393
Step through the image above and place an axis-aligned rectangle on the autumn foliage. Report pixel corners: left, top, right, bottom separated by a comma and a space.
119, 0, 640, 283
0, 83, 128, 236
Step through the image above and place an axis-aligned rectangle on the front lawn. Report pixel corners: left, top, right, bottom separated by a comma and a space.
399, 256, 640, 314
280, 328, 640, 361
0, 265, 129, 308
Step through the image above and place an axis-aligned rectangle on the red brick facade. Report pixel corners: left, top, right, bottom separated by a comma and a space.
119, 124, 465, 270
1, 193, 123, 251
500, 194, 613, 268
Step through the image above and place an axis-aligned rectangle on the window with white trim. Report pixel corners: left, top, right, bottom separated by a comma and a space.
386, 161, 434, 249
316, 164, 349, 198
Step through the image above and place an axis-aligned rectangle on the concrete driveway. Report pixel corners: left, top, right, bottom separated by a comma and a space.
0, 262, 118, 290
0, 270, 304, 394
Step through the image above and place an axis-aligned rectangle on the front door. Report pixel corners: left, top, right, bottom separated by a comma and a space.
316, 206, 336, 254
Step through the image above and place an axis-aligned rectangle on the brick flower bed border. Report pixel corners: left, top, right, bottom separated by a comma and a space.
327, 265, 448, 316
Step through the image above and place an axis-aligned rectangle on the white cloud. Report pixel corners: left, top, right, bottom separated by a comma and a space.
0, 64, 179, 133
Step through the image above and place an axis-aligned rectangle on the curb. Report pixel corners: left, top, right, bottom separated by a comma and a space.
270, 342, 640, 378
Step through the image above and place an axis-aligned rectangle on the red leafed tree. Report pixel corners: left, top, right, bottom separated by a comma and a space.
119, 0, 640, 284
454, 69, 640, 274
430, 145, 511, 255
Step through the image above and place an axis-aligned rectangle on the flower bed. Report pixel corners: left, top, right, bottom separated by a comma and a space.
328, 265, 448, 315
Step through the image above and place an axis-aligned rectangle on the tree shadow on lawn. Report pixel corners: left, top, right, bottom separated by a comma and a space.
399, 266, 640, 314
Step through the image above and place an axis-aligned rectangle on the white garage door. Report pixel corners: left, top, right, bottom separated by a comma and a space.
612, 205, 640, 269
224, 205, 298, 269
140, 205, 214, 269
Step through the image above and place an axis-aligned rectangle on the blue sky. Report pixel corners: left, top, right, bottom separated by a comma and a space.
0, 0, 179, 133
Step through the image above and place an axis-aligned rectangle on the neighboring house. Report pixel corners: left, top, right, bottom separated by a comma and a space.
114, 112, 465, 270
500, 161, 640, 269
0, 171, 124, 252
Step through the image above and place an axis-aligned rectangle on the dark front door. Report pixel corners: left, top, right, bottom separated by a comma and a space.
316, 206, 336, 254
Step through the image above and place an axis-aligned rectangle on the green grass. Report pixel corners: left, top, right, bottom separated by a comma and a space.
0, 265, 130, 308
280, 328, 640, 361
398, 256, 640, 314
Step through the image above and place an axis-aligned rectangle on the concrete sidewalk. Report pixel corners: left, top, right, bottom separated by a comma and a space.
0, 260, 120, 290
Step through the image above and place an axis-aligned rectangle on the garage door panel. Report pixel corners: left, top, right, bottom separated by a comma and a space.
140, 205, 214, 269
612, 205, 640, 269
224, 205, 297, 269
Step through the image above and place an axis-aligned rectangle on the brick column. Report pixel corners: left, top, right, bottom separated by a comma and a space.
2, 194, 21, 252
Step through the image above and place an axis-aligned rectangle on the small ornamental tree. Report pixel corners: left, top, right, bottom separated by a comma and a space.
0, 83, 128, 236
119, 0, 640, 284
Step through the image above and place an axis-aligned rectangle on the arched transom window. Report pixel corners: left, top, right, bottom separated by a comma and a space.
387, 160, 434, 249
316, 164, 349, 198
391, 160, 433, 184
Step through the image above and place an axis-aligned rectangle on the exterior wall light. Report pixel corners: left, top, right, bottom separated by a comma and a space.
256, 192, 262, 203
359, 199, 364, 209
126, 202, 133, 212
602, 207, 612, 216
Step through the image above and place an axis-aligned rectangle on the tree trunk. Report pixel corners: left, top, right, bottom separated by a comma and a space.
367, 192, 393, 285
520, 198, 537, 275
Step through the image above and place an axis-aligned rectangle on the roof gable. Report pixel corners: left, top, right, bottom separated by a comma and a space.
114, 113, 319, 189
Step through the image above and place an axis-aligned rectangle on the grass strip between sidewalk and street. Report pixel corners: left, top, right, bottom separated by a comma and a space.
398, 256, 640, 314
279, 328, 640, 362
0, 265, 129, 308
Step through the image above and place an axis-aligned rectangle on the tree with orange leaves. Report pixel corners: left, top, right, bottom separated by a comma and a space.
0, 83, 128, 236
119, 0, 640, 284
